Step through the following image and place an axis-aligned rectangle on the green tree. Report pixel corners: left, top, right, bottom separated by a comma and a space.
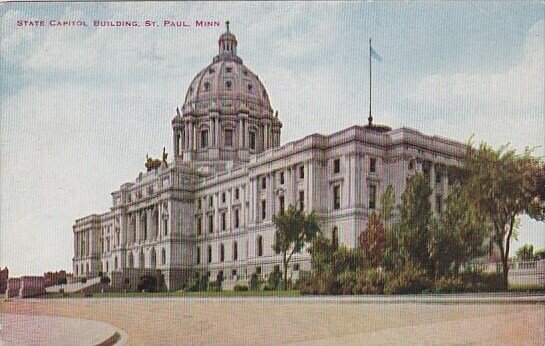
431, 186, 487, 276
398, 173, 433, 273
516, 244, 534, 261
460, 143, 545, 289
359, 211, 384, 267
273, 205, 321, 290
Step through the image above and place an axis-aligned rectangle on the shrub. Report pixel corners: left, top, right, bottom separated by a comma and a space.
434, 276, 465, 293
338, 270, 357, 295
462, 271, 503, 292
80, 277, 87, 284
208, 280, 222, 292
267, 270, 282, 290
200, 274, 209, 291
59, 277, 68, 285
249, 273, 262, 291
233, 284, 248, 292
354, 268, 390, 295
137, 275, 157, 292
295, 271, 314, 295
384, 265, 431, 294
100, 276, 111, 285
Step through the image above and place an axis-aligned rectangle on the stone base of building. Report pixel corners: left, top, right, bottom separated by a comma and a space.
162, 267, 195, 291
110, 268, 166, 292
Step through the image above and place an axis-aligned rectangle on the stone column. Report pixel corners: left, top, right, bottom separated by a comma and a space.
239, 118, 244, 148
216, 118, 221, 148
210, 116, 215, 147
430, 163, 436, 212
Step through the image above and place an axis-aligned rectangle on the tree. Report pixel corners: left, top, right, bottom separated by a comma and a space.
431, 186, 487, 276
398, 173, 433, 273
359, 185, 396, 268
460, 143, 545, 289
516, 244, 534, 261
273, 205, 321, 290
359, 212, 384, 267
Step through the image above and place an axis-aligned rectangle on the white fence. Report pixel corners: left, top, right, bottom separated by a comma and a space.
476, 259, 545, 289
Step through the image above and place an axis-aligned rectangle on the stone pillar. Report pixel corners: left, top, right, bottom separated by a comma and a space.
215, 118, 221, 148
430, 163, 436, 212
308, 160, 314, 210
210, 115, 215, 147
135, 211, 140, 243
239, 118, 244, 148
268, 173, 274, 219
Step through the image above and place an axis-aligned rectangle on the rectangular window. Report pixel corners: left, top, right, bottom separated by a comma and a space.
334, 159, 340, 174
249, 132, 256, 150
436, 195, 443, 213
333, 185, 341, 210
197, 217, 202, 235
221, 212, 226, 231
221, 192, 226, 204
293, 263, 300, 271
261, 177, 267, 190
224, 129, 233, 147
234, 209, 240, 229
235, 188, 240, 200
209, 196, 213, 207
208, 214, 214, 233
196, 247, 201, 265
436, 172, 442, 184
299, 165, 305, 179
256, 266, 262, 275
261, 200, 267, 220
370, 158, 377, 173
279, 196, 285, 215
299, 191, 305, 211
369, 185, 377, 210
233, 243, 238, 261
201, 130, 208, 148
279, 171, 285, 185
197, 199, 202, 210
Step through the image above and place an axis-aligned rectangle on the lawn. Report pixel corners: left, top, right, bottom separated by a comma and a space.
40, 289, 301, 299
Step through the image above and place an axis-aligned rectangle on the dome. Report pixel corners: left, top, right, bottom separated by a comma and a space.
182, 22, 272, 116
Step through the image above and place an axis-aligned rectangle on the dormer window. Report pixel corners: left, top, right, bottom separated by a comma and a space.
243, 70, 248, 76
209, 68, 215, 74
226, 67, 232, 73
204, 82, 210, 92
248, 84, 253, 92
225, 81, 232, 88
262, 91, 267, 98
189, 87, 193, 95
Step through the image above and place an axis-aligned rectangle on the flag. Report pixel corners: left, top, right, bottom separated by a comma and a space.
370, 46, 382, 62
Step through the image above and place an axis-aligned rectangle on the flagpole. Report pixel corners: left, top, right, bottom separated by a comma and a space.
368, 37, 373, 127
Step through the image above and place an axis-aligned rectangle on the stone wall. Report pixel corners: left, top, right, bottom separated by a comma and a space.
43, 270, 67, 287
19, 276, 46, 298
5, 278, 21, 299
0, 267, 8, 294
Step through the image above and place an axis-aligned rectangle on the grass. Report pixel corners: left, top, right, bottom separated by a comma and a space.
508, 283, 544, 293
40, 289, 301, 299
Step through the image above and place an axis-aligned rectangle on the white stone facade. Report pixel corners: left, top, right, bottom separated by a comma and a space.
73, 25, 466, 291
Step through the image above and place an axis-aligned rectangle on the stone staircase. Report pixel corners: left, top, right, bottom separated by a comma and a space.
45, 277, 102, 294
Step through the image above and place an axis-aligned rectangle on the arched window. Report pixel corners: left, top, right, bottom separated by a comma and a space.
204, 82, 210, 92
114, 256, 118, 270
274, 232, 281, 254
220, 243, 225, 262
233, 241, 238, 261
106, 261, 109, 273
332, 227, 339, 249
225, 81, 232, 88
75, 265, 78, 276
86, 263, 89, 274
142, 213, 148, 240
163, 216, 168, 236
150, 248, 156, 269
207, 245, 212, 264
197, 246, 201, 264
139, 251, 145, 269
128, 252, 134, 268
257, 235, 263, 257
201, 130, 209, 148
161, 248, 166, 265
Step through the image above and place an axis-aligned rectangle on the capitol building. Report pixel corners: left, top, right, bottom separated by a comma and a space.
73, 24, 466, 291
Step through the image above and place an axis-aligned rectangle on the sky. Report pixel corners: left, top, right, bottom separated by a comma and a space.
1, 2, 544, 276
